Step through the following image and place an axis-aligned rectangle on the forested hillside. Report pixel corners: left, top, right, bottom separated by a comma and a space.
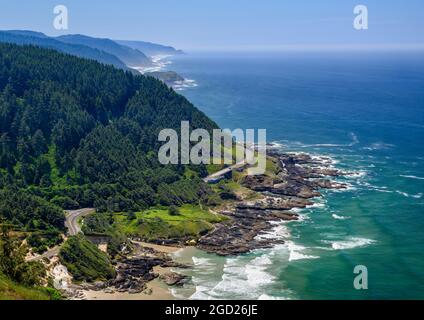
0, 30, 129, 70
57, 34, 151, 67
116, 39, 183, 57
0, 43, 218, 235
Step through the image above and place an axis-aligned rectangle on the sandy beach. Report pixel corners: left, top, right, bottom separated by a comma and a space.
82, 278, 174, 300
81, 242, 185, 300
132, 241, 182, 254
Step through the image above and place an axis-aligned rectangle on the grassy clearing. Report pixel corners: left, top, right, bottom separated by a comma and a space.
113, 204, 228, 241
265, 157, 279, 177
0, 273, 53, 300
206, 163, 225, 175
213, 178, 261, 202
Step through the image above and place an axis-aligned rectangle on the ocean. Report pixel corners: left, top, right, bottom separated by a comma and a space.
165, 51, 424, 299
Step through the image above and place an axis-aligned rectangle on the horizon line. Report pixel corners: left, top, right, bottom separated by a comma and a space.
2, 29, 424, 53
181, 43, 424, 53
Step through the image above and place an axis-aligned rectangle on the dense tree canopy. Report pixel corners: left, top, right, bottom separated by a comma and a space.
0, 43, 219, 231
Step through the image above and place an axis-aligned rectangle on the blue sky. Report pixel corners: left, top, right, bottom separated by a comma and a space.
0, 0, 423, 50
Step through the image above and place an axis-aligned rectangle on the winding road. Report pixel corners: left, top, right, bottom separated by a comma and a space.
203, 144, 258, 183
26, 208, 94, 262
29, 159, 249, 262
64, 208, 95, 236
203, 160, 247, 183
29, 157, 252, 262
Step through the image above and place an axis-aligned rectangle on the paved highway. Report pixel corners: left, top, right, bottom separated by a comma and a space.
64, 208, 95, 236
203, 160, 247, 183
27, 208, 94, 261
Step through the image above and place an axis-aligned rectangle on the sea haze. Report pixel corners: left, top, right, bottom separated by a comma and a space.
168, 50, 424, 299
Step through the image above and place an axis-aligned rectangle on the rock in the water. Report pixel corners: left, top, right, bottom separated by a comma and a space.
159, 272, 189, 286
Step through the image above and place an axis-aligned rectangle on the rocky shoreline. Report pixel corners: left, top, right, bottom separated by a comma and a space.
53, 150, 348, 299
197, 151, 348, 256
55, 242, 189, 299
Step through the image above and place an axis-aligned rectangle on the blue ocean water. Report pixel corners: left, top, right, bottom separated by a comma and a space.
169, 51, 424, 299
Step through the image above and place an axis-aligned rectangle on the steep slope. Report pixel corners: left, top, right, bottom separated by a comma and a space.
0, 30, 129, 70
57, 34, 151, 67
116, 39, 183, 57
0, 273, 53, 300
0, 43, 217, 223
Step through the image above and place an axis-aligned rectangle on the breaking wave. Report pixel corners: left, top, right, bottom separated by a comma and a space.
400, 175, 424, 180
395, 191, 423, 198
323, 237, 376, 250
332, 214, 351, 220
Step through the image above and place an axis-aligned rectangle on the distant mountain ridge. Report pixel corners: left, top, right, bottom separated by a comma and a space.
116, 39, 183, 57
0, 29, 186, 88
3, 30, 48, 38
0, 30, 130, 71
56, 34, 151, 67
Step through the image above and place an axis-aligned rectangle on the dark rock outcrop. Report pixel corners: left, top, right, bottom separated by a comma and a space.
159, 272, 189, 286
198, 152, 347, 256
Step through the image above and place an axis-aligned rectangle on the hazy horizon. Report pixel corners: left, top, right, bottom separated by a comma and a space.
0, 0, 423, 51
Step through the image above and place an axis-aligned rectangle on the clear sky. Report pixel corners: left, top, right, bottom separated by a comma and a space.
0, 0, 423, 51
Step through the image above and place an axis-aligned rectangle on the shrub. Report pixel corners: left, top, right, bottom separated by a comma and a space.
126, 211, 136, 221
168, 205, 180, 216
50, 196, 79, 210
59, 234, 115, 282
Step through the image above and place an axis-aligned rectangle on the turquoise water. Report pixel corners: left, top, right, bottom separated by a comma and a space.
169, 52, 424, 299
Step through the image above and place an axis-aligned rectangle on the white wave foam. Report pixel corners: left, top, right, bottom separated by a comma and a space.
332, 214, 351, 220
193, 245, 298, 300
324, 237, 376, 250
307, 200, 326, 209
204, 256, 274, 299
189, 256, 222, 300
268, 141, 285, 150
346, 170, 367, 179
258, 294, 290, 300
131, 55, 196, 93
170, 288, 189, 300
356, 181, 394, 193
132, 55, 173, 74
192, 256, 215, 267
286, 241, 319, 261
255, 223, 290, 241
245, 256, 275, 286
396, 191, 423, 198
330, 181, 356, 193
173, 79, 198, 91
400, 175, 424, 180
372, 188, 393, 193
311, 155, 339, 166
363, 142, 395, 151
190, 285, 215, 300
294, 212, 310, 222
